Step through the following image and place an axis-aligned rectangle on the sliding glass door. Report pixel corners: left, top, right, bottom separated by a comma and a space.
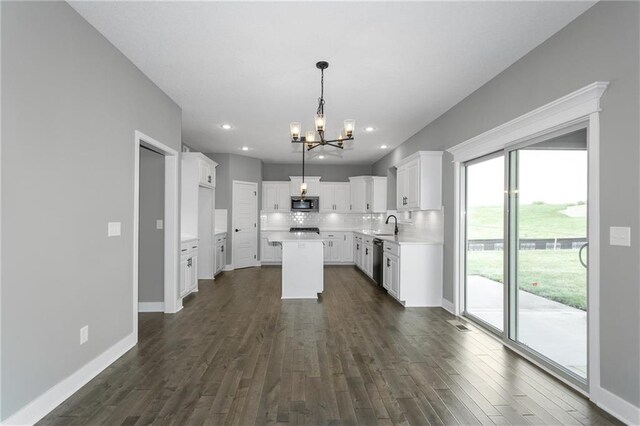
464, 128, 588, 384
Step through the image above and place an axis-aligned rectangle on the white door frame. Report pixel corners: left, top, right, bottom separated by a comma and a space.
231, 180, 259, 269
133, 131, 180, 340
448, 82, 608, 403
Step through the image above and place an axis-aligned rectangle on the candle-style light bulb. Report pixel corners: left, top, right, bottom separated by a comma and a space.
344, 119, 355, 138
315, 114, 326, 132
290, 122, 301, 140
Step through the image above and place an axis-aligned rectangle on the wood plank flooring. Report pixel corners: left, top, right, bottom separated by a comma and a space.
39, 266, 619, 425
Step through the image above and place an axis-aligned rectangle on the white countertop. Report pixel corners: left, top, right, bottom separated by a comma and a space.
353, 230, 443, 245
181, 234, 199, 243
267, 232, 325, 243
261, 229, 442, 245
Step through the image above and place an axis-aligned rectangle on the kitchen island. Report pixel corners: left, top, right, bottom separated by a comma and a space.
267, 232, 324, 299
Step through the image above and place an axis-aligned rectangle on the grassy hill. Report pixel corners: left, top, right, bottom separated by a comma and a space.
467, 203, 586, 240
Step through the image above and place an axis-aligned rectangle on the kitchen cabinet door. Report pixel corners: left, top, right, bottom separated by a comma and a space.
349, 179, 367, 212
363, 244, 373, 276
405, 159, 420, 209
319, 184, 335, 212
262, 183, 278, 212
389, 254, 399, 297
190, 255, 198, 292
180, 257, 188, 296
334, 184, 350, 212
276, 184, 291, 212
261, 236, 274, 261
342, 233, 353, 263
396, 167, 407, 210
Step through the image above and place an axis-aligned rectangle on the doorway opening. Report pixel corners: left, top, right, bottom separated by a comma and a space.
133, 131, 180, 341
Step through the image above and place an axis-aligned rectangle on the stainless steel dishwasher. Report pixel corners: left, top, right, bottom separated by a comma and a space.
372, 239, 384, 288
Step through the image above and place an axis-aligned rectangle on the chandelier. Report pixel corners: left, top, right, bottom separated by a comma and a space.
290, 61, 355, 151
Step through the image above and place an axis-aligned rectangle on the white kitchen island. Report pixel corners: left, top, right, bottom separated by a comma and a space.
267, 232, 324, 299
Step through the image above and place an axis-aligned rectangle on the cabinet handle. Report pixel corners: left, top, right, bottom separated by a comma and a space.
350, 204, 352, 210
365, 248, 368, 255
181, 249, 187, 252
387, 258, 390, 267
221, 246, 224, 252
366, 203, 370, 210
208, 176, 212, 183
356, 243, 359, 249
192, 246, 197, 249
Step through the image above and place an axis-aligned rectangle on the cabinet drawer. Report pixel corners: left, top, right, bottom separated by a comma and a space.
362, 236, 373, 245
181, 240, 199, 254
384, 242, 400, 256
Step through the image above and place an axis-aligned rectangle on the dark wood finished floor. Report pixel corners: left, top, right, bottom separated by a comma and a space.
40, 266, 619, 425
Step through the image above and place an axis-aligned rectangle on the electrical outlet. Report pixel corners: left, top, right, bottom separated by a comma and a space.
108, 222, 121, 237
80, 325, 89, 345
156, 219, 164, 230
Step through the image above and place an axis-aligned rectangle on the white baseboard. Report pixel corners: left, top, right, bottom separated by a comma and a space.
223, 263, 234, 271
594, 386, 640, 425
2, 332, 136, 426
137, 302, 164, 312
441, 298, 455, 315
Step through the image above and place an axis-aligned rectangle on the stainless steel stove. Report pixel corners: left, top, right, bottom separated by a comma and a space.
289, 227, 320, 234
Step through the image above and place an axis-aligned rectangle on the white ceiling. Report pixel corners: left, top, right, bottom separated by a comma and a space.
69, 1, 595, 165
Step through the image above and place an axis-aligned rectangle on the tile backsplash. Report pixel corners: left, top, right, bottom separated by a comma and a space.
261, 209, 443, 242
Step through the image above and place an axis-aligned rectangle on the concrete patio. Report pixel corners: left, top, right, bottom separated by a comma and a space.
466, 275, 587, 378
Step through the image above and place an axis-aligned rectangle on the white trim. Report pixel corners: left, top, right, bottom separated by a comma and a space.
451, 82, 611, 411
586, 111, 602, 407
441, 298, 455, 315
392, 150, 443, 168
137, 302, 165, 313
134, 131, 180, 329
2, 333, 136, 426
447, 82, 609, 162
223, 263, 234, 271
593, 387, 640, 426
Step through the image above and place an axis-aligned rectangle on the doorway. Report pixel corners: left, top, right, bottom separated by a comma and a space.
232, 180, 258, 269
138, 147, 165, 312
133, 131, 180, 342
463, 128, 589, 386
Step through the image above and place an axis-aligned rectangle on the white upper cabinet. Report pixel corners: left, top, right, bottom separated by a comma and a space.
262, 182, 290, 212
349, 176, 387, 213
187, 153, 216, 188
320, 183, 350, 212
395, 151, 442, 211
289, 176, 320, 196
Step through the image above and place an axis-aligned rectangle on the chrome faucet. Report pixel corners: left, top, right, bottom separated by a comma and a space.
385, 215, 399, 235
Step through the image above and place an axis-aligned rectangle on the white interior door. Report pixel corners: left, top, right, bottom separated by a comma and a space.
232, 181, 258, 269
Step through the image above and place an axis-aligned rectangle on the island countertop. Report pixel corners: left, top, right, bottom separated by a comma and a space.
267, 232, 326, 243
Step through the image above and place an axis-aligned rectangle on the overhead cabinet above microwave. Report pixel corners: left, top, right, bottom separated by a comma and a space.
395, 151, 442, 211
289, 176, 320, 197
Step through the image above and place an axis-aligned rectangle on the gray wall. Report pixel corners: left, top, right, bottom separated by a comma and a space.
206, 153, 263, 264
1, 2, 182, 420
262, 163, 373, 182
139, 147, 165, 304
372, 1, 639, 407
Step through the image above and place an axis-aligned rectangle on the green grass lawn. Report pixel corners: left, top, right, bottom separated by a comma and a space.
467, 203, 586, 239
466, 203, 587, 311
467, 249, 587, 310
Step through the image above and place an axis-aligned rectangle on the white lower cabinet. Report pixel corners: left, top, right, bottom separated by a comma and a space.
320, 232, 353, 264
215, 233, 227, 275
261, 232, 283, 263
180, 239, 199, 297
382, 241, 442, 307
353, 233, 374, 277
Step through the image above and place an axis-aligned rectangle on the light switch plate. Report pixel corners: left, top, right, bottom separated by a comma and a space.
609, 226, 631, 247
80, 325, 89, 345
108, 222, 121, 237
156, 219, 164, 230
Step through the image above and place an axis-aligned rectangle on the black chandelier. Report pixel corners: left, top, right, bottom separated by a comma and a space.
290, 61, 355, 151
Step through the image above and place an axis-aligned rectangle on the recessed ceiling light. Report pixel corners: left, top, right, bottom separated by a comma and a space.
364, 126, 375, 132
380, 145, 388, 149
241, 146, 249, 151
318, 155, 325, 159
221, 123, 232, 130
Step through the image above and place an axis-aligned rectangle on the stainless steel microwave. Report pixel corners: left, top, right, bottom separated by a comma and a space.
290, 196, 319, 212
